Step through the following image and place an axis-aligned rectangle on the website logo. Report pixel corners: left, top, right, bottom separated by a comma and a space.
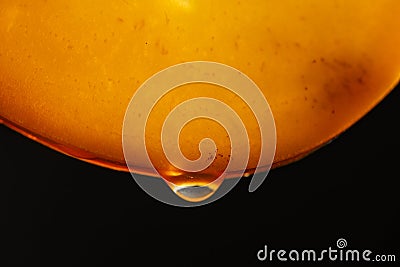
257, 238, 396, 263
122, 61, 276, 207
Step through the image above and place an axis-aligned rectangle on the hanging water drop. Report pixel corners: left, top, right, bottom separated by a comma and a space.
162, 172, 224, 202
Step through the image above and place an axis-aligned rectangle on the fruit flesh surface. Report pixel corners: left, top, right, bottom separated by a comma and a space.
0, 0, 400, 176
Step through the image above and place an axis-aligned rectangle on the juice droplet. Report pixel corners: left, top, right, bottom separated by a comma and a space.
162, 172, 224, 202
175, 186, 213, 201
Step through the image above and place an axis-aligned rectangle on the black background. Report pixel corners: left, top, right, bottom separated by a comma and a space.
1, 83, 399, 266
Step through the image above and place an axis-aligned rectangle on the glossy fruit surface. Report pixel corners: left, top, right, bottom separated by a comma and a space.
1, 0, 399, 176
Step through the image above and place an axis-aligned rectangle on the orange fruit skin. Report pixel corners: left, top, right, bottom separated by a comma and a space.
1, 1, 399, 175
